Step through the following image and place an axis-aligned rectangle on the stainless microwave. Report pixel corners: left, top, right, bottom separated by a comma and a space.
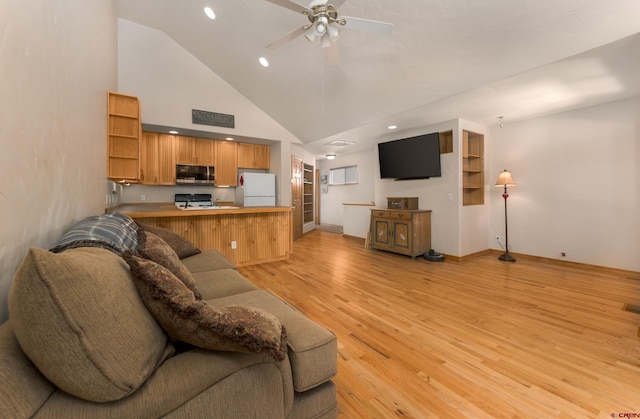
175, 164, 215, 186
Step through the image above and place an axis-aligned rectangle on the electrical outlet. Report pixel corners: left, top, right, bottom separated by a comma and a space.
140, 194, 146, 201
231, 241, 237, 249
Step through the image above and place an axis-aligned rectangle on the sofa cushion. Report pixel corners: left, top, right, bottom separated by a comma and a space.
124, 254, 287, 361
50, 212, 138, 255
209, 290, 337, 392
138, 230, 202, 299
135, 221, 201, 259
8, 247, 174, 402
181, 249, 237, 273
192, 269, 259, 300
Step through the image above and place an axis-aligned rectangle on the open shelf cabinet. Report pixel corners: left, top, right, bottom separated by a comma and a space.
462, 130, 484, 206
107, 92, 141, 183
303, 163, 314, 223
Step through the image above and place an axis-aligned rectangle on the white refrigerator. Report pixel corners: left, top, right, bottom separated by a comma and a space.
235, 172, 276, 207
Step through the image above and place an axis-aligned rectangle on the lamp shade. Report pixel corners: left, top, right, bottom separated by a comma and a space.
495, 170, 516, 187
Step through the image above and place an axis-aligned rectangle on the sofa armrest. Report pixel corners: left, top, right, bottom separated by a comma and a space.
0, 320, 56, 418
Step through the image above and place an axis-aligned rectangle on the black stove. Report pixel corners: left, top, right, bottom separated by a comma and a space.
174, 193, 213, 209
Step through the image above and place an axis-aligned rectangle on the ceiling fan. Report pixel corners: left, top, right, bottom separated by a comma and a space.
265, 0, 393, 64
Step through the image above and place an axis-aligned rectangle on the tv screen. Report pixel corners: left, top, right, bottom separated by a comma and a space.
378, 132, 441, 180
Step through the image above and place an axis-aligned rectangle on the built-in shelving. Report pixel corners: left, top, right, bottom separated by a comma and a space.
303, 163, 314, 223
107, 92, 141, 183
462, 130, 484, 206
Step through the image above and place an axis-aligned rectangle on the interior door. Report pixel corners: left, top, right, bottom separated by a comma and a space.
291, 156, 303, 240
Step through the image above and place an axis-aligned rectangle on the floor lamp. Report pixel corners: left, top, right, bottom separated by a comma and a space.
495, 170, 517, 262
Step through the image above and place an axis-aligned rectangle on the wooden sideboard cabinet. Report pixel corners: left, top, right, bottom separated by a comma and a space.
369, 209, 432, 259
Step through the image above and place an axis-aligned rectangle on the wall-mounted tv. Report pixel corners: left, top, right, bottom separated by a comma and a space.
377, 132, 441, 180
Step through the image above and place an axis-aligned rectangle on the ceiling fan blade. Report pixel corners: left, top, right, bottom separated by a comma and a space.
325, 40, 341, 65
264, 0, 308, 14
267, 26, 308, 50
341, 16, 393, 34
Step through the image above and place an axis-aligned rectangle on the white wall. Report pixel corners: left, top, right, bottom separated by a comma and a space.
317, 149, 376, 226
488, 97, 640, 271
320, 99, 639, 271
117, 19, 301, 205
0, 1, 117, 323
375, 121, 463, 257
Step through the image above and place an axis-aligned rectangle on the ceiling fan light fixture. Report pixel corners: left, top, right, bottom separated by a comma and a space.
327, 24, 340, 41
320, 34, 332, 48
304, 30, 317, 42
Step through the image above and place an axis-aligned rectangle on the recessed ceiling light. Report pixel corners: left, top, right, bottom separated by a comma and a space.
225, 137, 234, 141
325, 140, 355, 147
259, 57, 269, 67
204, 7, 215, 20
169, 130, 179, 134
387, 125, 397, 130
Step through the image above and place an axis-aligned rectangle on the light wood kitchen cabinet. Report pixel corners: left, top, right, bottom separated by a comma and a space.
215, 140, 238, 186
107, 92, 140, 183
195, 139, 216, 166
140, 132, 176, 185
237, 143, 270, 169
369, 209, 431, 259
175, 136, 216, 166
176, 136, 197, 164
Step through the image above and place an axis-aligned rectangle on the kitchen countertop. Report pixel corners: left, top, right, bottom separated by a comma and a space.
110, 202, 292, 218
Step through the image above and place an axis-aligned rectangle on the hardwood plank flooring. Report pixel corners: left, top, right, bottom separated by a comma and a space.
238, 230, 640, 418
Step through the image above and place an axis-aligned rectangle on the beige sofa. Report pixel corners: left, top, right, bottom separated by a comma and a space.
0, 215, 337, 418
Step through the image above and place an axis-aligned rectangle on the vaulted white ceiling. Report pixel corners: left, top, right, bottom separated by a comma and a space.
114, 0, 640, 157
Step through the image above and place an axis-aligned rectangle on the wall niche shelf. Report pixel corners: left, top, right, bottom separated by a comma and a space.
462, 130, 485, 206
303, 163, 314, 223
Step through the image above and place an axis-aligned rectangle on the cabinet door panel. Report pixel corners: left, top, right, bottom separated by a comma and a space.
176, 136, 196, 164
237, 143, 255, 168
372, 219, 391, 248
215, 141, 238, 186
254, 144, 270, 169
157, 134, 176, 185
139, 132, 157, 184
195, 139, 215, 165
392, 221, 411, 250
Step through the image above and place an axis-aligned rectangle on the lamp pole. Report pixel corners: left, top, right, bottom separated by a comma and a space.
495, 169, 516, 262
499, 185, 515, 262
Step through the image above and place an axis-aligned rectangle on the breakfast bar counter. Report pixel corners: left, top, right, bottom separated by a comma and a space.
113, 203, 293, 267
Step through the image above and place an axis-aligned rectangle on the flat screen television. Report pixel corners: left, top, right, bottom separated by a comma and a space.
377, 132, 441, 180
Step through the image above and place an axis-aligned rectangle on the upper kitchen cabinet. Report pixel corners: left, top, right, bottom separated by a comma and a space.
237, 143, 270, 169
107, 92, 141, 183
215, 140, 238, 186
140, 132, 176, 185
176, 136, 216, 166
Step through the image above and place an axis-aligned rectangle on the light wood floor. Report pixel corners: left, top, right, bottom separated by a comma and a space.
239, 230, 640, 418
